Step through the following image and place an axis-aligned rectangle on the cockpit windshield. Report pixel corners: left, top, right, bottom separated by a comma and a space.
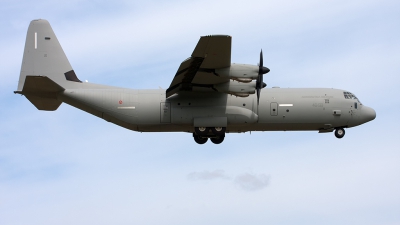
343, 91, 362, 104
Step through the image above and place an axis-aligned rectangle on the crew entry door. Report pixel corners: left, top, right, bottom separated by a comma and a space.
270, 102, 278, 116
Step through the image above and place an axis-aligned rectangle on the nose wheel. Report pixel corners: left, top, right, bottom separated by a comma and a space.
335, 128, 345, 138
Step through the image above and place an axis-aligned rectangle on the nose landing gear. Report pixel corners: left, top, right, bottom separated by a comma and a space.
335, 128, 345, 138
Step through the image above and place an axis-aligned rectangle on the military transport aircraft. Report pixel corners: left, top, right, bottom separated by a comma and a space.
15, 19, 376, 144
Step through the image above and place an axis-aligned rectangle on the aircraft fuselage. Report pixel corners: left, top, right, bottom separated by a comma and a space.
59, 84, 375, 134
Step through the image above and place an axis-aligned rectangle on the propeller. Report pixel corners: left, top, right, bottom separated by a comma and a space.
256, 50, 270, 104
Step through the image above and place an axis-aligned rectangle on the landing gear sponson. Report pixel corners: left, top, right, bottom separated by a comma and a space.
193, 127, 226, 144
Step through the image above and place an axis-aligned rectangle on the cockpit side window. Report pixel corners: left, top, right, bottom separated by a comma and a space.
343, 91, 362, 104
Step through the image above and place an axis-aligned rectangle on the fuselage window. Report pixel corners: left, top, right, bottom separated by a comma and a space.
354, 102, 358, 109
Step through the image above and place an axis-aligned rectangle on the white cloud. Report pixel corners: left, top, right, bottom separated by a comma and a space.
234, 173, 270, 191
187, 170, 270, 191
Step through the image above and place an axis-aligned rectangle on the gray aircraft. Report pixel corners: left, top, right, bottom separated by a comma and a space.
15, 19, 376, 144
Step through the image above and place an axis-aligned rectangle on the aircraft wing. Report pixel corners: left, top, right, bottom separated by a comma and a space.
166, 35, 232, 98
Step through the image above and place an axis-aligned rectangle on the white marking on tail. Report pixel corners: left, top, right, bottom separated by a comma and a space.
34, 32, 37, 49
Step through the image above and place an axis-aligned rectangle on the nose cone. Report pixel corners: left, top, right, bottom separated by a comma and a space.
362, 106, 376, 123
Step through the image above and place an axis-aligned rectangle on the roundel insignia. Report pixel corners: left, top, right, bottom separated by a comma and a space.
118, 100, 123, 104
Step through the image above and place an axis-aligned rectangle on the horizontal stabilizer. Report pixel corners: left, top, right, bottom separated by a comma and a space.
25, 95, 62, 111
15, 76, 65, 111
21, 75, 65, 93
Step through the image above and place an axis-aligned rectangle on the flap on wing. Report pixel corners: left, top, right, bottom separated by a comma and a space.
166, 35, 231, 98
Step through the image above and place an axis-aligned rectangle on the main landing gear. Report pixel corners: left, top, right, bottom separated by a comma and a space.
193, 127, 226, 144
335, 128, 345, 139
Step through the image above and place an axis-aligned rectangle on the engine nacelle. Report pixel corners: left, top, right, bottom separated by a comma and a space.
214, 80, 256, 97
216, 64, 259, 82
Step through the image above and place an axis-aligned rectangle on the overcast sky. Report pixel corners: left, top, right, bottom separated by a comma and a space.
1, 0, 399, 225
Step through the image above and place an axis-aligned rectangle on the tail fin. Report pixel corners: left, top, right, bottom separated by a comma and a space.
16, 19, 81, 110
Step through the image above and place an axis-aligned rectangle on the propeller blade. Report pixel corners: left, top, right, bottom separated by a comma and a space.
256, 49, 270, 105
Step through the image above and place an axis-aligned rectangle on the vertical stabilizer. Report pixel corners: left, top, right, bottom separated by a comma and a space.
17, 19, 80, 91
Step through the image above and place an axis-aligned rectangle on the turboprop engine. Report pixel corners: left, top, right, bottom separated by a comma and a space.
213, 80, 256, 97
216, 64, 260, 82
213, 51, 270, 102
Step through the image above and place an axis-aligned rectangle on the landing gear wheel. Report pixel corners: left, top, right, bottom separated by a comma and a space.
195, 127, 210, 135
210, 135, 225, 144
193, 134, 208, 144
335, 128, 345, 139
211, 127, 226, 135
